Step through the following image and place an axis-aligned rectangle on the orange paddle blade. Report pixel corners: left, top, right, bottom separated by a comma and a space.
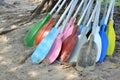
59, 26, 79, 62
35, 18, 55, 45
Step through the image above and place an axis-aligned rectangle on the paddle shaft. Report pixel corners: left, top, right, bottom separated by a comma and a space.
83, 0, 93, 25
110, 0, 115, 19
83, 1, 98, 34
77, 0, 93, 26
56, 0, 67, 13
80, 0, 88, 16
60, 0, 78, 33
49, 0, 62, 15
73, 0, 84, 18
55, 0, 74, 28
92, 0, 101, 34
105, 0, 115, 25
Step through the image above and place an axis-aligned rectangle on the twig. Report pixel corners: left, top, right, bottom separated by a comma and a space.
18, 51, 34, 64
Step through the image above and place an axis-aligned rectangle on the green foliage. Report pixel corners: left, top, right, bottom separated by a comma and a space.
101, 0, 120, 6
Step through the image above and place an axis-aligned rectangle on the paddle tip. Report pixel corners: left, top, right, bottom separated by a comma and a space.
31, 54, 41, 64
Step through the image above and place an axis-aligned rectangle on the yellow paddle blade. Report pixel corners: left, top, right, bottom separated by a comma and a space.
106, 20, 116, 56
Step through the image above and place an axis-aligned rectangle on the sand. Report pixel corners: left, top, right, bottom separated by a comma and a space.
0, 0, 120, 80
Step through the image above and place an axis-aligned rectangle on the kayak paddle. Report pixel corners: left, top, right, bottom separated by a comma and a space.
93, 2, 102, 62
62, 0, 84, 41
106, 1, 116, 56
76, 1, 99, 71
100, 0, 108, 27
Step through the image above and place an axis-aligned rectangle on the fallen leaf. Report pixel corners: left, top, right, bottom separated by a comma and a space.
109, 64, 119, 69
62, 65, 71, 69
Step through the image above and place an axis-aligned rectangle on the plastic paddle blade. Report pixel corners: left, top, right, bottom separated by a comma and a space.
106, 20, 116, 56
62, 24, 74, 41
69, 34, 87, 63
69, 26, 88, 63
35, 18, 55, 46
45, 34, 63, 64
31, 27, 58, 63
24, 14, 51, 47
60, 27, 78, 62
76, 35, 97, 71
63, 18, 76, 34
99, 25, 108, 62
94, 26, 102, 62
62, 18, 76, 41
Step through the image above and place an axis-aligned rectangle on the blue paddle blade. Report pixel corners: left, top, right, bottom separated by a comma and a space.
31, 27, 58, 63
78, 25, 85, 35
99, 24, 108, 62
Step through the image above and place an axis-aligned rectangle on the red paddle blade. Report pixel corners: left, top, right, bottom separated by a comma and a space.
59, 26, 79, 62
35, 18, 55, 46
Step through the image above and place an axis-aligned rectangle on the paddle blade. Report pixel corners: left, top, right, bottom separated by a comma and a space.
69, 27, 88, 63
45, 34, 63, 64
76, 35, 97, 71
69, 35, 87, 62
63, 18, 76, 34
24, 14, 51, 47
62, 18, 76, 41
60, 27, 78, 62
106, 20, 116, 56
99, 25, 108, 62
94, 26, 102, 62
31, 27, 58, 63
35, 18, 55, 46
62, 25, 74, 41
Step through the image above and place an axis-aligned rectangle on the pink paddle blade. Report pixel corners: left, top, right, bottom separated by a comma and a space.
62, 18, 76, 41
62, 24, 74, 41
45, 34, 63, 64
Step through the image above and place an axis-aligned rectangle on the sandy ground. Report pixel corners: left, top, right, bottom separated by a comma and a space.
0, 0, 120, 80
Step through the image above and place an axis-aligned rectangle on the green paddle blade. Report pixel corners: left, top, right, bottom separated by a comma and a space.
24, 14, 51, 47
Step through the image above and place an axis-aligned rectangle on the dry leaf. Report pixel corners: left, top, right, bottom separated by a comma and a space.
62, 65, 71, 69
109, 64, 119, 69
